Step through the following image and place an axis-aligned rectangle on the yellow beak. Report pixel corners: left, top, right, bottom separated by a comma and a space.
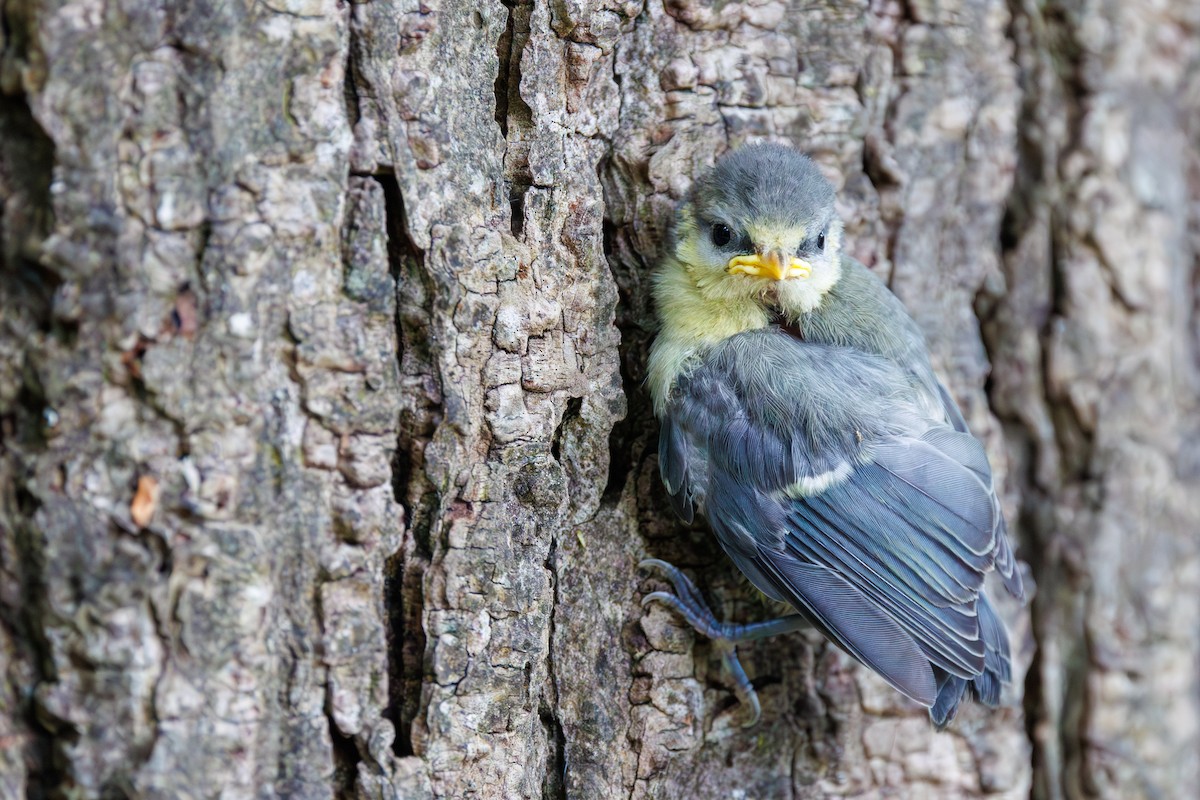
726, 251, 812, 281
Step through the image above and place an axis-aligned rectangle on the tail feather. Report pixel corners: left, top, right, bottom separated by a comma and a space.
978, 591, 1012, 685
930, 674, 968, 729
929, 593, 1012, 729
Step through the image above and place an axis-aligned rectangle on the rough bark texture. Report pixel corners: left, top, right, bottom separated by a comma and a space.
0, 1, 1196, 799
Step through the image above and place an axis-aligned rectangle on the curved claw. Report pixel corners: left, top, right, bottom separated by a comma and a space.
640, 590, 683, 609
719, 644, 762, 728
638, 559, 709, 613
639, 558, 700, 592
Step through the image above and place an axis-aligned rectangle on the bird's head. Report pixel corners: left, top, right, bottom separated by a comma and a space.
673, 143, 844, 315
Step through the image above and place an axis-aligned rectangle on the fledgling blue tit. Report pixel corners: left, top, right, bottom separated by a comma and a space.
643, 143, 1024, 729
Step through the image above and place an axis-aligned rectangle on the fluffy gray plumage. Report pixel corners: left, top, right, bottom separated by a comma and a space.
651, 142, 1024, 728
689, 145, 836, 240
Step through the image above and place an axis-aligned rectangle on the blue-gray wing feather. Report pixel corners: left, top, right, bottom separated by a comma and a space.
759, 556, 938, 705
659, 414, 695, 523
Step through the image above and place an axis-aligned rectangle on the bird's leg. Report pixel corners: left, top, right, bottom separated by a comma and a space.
640, 558, 807, 641
639, 558, 810, 726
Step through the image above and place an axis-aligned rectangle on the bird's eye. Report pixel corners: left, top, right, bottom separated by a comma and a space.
711, 224, 733, 247
816, 231, 826, 251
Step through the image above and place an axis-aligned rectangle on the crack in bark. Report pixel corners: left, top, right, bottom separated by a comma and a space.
0, 54, 61, 798
493, 0, 517, 138
312, 564, 363, 800
541, 534, 566, 800
994, 3, 1111, 798
495, 0, 535, 238
374, 171, 435, 760
4, 486, 58, 800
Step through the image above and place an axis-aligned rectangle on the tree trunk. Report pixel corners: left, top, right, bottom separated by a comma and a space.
1, 1, 1196, 799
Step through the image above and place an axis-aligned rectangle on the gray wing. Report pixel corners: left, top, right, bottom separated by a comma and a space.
771, 431, 997, 680
932, 383, 1024, 600
659, 413, 696, 524
659, 330, 1020, 706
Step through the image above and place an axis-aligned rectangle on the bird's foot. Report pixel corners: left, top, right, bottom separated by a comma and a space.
639, 558, 809, 727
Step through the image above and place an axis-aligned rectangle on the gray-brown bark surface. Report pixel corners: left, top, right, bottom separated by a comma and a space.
0, 1, 1196, 799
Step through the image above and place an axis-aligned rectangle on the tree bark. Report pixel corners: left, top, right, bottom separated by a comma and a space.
0, 1, 1196, 799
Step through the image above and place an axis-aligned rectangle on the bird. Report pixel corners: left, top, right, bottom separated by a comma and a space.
642, 142, 1024, 729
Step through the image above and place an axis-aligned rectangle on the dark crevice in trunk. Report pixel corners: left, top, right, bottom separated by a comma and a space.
493, 0, 517, 137
541, 535, 566, 800
493, 0, 534, 139
510, 183, 529, 238
551, 396, 582, 462
539, 704, 567, 800
597, 215, 643, 501
994, 3, 1094, 798
994, 6, 1050, 797
343, 43, 361, 131
377, 171, 436, 555
0, 91, 58, 326
328, 716, 361, 800
312, 561, 363, 798
0, 42, 60, 796
598, 316, 648, 505
374, 172, 434, 759
595, 160, 658, 506
7, 488, 59, 800
344, 10, 435, 761
495, 0, 534, 238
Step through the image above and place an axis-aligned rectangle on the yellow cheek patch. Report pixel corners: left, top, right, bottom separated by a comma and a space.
726, 253, 812, 281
